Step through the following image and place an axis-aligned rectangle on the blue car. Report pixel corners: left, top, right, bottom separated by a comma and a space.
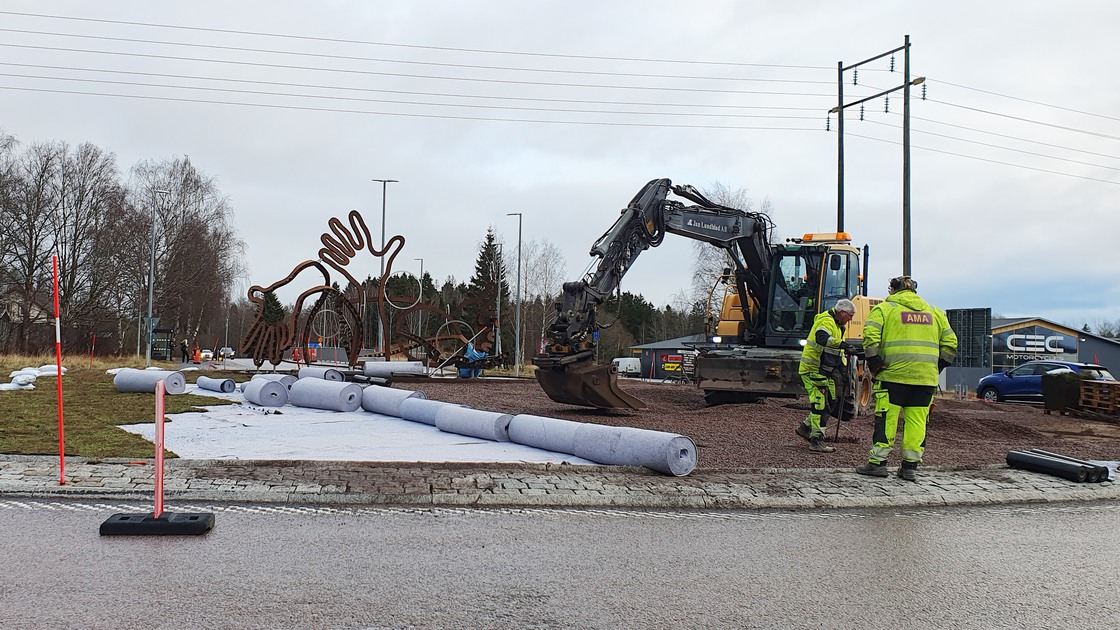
977, 360, 1115, 403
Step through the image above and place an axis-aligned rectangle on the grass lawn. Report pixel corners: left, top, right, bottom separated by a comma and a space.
0, 354, 236, 459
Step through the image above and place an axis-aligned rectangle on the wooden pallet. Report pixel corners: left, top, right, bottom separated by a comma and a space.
1079, 380, 1120, 415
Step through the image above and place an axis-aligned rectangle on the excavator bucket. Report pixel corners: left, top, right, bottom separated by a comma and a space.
534, 360, 647, 410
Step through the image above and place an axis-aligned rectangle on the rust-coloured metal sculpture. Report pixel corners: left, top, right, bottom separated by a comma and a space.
241, 210, 404, 368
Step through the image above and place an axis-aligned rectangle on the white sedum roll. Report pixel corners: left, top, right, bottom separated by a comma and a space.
288, 377, 362, 412
298, 366, 344, 382
360, 386, 426, 416
434, 406, 513, 442
242, 379, 288, 407
113, 368, 187, 395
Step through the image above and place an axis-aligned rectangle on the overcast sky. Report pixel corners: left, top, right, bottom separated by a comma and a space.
2, 1, 1118, 330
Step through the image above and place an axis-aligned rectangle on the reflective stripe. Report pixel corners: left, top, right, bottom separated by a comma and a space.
940, 349, 956, 361
901, 449, 922, 462
865, 320, 882, 331
870, 445, 892, 461
881, 352, 939, 364
881, 339, 939, 349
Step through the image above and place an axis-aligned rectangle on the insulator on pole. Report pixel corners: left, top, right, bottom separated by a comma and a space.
859, 104, 864, 121
921, 84, 928, 100
884, 97, 890, 113
890, 55, 895, 72
826, 115, 831, 132
853, 68, 858, 85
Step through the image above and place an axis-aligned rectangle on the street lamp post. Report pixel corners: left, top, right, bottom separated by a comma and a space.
506, 212, 523, 377
413, 257, 424, 336
371, 178, 398, 356
145, 188, 171, 366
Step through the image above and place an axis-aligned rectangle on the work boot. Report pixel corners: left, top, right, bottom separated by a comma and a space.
808, 437, 835, 453
795, 422, 812, 441
898, 461, 919, 482
855, 461, 889, 477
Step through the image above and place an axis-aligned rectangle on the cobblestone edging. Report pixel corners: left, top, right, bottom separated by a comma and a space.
0, 456, 1116, 510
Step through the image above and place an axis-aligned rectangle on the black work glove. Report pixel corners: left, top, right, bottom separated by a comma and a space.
840, 341, 859, 356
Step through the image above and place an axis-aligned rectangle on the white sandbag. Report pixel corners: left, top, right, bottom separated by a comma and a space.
36, 365, 67, 377
397, 398, 469, 426
362, 361, 425, 377
196, 375, 236, 394
360, 386, 426, 416
434, 406, 512, 442
298, 366, 344, 382
571, 424, 697, 476
11, 373, 37, 387
113, 368, 187, 395
0, 383, 34, 391
288, 377, 362, 412
508, 414, 582, 455
247, 373, 297, 390
9, 369, 38, 379
242, 378, 288, 407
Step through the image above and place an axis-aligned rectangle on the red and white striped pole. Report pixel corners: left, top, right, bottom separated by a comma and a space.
154, 380, 166, 519
53, 255, 65, 485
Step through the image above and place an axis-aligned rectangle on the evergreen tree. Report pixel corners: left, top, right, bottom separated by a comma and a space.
462, 227, 512, 358
262, 290, 285, 325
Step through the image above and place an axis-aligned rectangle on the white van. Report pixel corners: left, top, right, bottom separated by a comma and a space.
611, 357, 642, 377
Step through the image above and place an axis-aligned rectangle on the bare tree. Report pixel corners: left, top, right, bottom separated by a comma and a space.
520, 238, 567, 359
689, 182, 774, 323
3, 141, 63, 352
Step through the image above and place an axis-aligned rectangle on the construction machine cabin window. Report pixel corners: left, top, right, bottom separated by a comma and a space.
769, 250, 821, 335
821, 252, 860, 312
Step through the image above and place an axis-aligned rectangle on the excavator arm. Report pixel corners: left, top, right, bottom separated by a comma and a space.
533, 178, 775, 409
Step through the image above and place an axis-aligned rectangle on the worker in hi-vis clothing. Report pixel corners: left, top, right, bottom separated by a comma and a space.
856, 276, 957, 481
796, 299, 857, 453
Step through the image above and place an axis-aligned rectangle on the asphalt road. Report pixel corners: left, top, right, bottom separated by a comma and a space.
2, 500, 1118, 629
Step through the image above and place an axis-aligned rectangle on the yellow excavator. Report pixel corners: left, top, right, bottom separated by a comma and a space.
532, 178, 880, 413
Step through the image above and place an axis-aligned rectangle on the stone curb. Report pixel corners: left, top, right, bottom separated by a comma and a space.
1, 455, 1116, 510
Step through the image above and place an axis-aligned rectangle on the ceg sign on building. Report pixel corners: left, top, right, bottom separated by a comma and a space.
992, 319, 1079, 371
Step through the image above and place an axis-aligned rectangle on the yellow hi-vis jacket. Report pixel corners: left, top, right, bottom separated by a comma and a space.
862, 290, 957, 386
799, 309, 846, 375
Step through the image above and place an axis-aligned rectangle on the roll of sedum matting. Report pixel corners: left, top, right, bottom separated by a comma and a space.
298, 366, 344, 382
113, 368, 187, 395
572, 424, 697, 476
434, 406, 513, 442
247, 373, 297, 391
507, 414, 581, 455
196, 375, 235, 394
397, 398, 469, 426
288, 377, 362, 412
242, 378, 288, 407
362, 361, 425, 377
360, 386, 426, 417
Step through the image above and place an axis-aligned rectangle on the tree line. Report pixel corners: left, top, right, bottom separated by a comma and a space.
0, 130, 242, 355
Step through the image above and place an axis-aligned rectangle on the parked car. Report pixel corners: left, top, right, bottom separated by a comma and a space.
199, 349, 214, 361
976, 360, 1115, 403
219, 346, 235, 359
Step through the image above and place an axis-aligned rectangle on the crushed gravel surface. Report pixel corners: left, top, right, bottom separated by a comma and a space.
401, 376, 1120, 471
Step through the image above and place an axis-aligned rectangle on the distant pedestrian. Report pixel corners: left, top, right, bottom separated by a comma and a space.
795, 299, 857, 453
180, 339, 189, 363
856, 276, 957, 481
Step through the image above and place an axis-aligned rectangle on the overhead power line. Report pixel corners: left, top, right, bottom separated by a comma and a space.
865, 119, 1120, 173
848, 132, 1120, 186
0, 62, 826, 112
0, 43, 838, 98
927, 98, 1120, 143
0, 27, 835, 85
0, 84, 825, 131
907, 114, 1120, 162
930, 78, 1120, 124
0, 10, 834, 70
0, 71, 825, 120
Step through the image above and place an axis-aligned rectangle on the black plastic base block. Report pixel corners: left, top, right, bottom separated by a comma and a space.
99, 512, 215, 536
